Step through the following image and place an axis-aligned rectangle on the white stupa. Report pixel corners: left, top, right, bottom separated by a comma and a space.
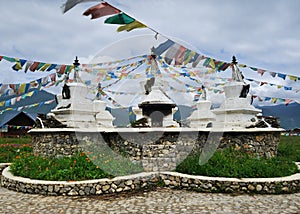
212, 56, 261, 130
50, 57, 114, 128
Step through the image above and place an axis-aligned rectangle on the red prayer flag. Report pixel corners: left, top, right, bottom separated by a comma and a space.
29, 62, 40, 72
58, 65, 67, 74
174, 46, 187, 65
83, 2, 120, 19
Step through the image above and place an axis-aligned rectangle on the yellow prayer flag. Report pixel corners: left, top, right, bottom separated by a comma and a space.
14, 59, 23, 70
288, 75, 297, 81
209, 59, 216, 69
271, 98, 278, 103
18, 83, 26, 94
40, 63, 51, 71
27, 91, 35, 97
238, 64, 247, 68
117, 20, 147, 32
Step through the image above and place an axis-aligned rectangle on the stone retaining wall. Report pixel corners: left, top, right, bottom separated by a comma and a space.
160, 171, 300, 194
1, 167, 158, 196
2, 166, 300, 195
0, 163, 10, 175
30, 129, 281, 172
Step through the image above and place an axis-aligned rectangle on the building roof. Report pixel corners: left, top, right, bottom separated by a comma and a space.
0, 89, 57, 127
139, 86, 175, 105
0, 111, 36, 127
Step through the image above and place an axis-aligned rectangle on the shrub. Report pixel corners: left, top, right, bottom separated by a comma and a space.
10, 153, 113, 181
176, 148, 299, 178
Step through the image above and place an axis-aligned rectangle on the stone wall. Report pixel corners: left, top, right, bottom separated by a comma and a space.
2, 167, 300, 195
30, 129, 281, 171
159, 171, 300, 194
31, 131, 82, 157
1, 167, 157, 196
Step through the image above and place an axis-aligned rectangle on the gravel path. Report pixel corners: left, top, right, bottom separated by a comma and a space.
1, 186, 300, 213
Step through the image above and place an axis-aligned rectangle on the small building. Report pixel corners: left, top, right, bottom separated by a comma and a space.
0, 89, 57, 136
137, 86, 179, 127
0, 111, 36, 136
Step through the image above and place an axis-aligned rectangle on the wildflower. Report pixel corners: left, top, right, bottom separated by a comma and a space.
15, 155, 21, 159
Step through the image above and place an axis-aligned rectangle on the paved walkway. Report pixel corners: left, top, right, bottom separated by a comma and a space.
1, 187, 300, 213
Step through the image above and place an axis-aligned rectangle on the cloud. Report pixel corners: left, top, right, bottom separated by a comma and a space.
0, 0, 299, 106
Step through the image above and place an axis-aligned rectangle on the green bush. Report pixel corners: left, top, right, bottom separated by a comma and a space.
176, 148, 299, 178
10, 153, 114, 181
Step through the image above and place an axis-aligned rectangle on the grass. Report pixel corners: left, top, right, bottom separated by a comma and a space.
0, 136, 31, 145
0, 137, 32, 163
277, 135, 300, 162
0, 145, 32, 163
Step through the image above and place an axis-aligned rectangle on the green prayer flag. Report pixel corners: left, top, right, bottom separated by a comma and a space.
104, 13, 135, 25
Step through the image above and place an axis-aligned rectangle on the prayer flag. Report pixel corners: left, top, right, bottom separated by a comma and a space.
192, 54, 204, 68
153, 39, 175, 56
218, 62, 230, 71
83, 2, 120, 19
285, 99, 292, 106
117, 20, 147, 32
174, 46, 187, 65
284, 86, 292, 90
104, 13, 135, 25
183, 50, 196, 65
47, 64, 57, 71
288, 75, 297, 81
238, 64, 247, 68
2, 56, 15, 62
61, 0, 97, 13
24, 61, 33, 73
37, 62, 46, 71
29, 62, 40, 72
164, 44, 180, 64
58, 65, 67, 74
12, 59, 26, 71
277, 73, 286, 80
39, 63, 51, 71
257, 69, 266, 76
271, 98, 278, 103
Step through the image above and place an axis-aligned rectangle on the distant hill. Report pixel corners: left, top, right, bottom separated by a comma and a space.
256, 103, 300, 130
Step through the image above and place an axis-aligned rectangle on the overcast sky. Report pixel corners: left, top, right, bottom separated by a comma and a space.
0, 0, 299, 104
